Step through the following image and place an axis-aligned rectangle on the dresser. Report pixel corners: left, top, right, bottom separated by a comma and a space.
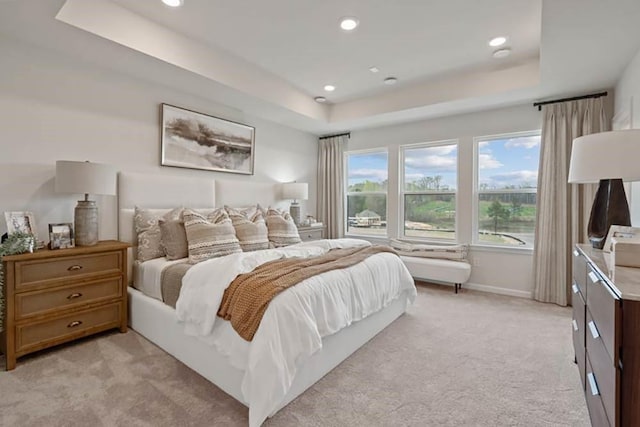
572, 244, 640, 427
297, 226, 325, 242
1, 240, 129, 370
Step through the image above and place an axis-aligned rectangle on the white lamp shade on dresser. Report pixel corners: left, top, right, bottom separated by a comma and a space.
281, 182, 308, 201
55, 160, 117, 196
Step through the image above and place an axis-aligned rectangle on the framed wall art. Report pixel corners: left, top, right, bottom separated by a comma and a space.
161, 103, 255, 175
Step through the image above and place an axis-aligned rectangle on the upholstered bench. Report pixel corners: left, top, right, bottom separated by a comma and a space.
400, 255, 471, 293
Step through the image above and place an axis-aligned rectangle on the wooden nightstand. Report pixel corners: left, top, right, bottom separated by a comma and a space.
1, 240, 129, 370
298, 226, 325, 242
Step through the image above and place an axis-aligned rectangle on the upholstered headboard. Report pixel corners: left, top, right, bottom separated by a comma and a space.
117, 171, 286, 283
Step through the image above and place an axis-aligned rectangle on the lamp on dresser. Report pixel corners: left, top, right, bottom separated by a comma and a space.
55, 160, 117, 246
281, 182, 308, 225
568, 129, 640, 249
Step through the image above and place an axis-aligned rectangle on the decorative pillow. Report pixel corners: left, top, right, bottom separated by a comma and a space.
390, 239, 469, 261
134, 207, 183, 262
265, 208, 301, 247
183, 208, 242, 264
159, 219, 188, 260
225, 206, 269, 252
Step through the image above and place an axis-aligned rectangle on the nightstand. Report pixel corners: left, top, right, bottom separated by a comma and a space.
1, 240, 128, 370
298, 226, 325, 242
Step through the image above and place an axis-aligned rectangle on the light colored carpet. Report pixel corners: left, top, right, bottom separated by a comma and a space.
0, 284, 590, 426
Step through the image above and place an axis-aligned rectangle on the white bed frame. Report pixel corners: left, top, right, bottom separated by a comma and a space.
118, 172, 408, 418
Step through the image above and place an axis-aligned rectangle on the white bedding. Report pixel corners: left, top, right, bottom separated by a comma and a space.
176, 238, 416, 427
133, 257, 187, 301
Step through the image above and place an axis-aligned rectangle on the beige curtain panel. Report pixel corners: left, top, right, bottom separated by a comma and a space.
533, 97, 608, 306
317, 135, 347, 238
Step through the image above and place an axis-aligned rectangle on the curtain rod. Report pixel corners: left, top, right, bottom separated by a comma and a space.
533, 91, 607, 111
319, 132, 351, 140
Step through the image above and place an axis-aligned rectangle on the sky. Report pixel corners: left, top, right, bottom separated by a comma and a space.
347, 134, 540, 190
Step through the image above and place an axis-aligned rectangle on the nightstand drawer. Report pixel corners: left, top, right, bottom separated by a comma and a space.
299, 228, 323, 242
16, 252, 121, 288
16, 277, 122, 319
16, 303, 121, 354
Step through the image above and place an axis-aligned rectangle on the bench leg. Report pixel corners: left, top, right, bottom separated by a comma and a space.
454, 283, 461, 294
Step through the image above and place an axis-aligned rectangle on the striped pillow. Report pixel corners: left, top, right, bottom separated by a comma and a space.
225, 206, 269, 252
265, 208, 301, 247
183, 208, 242, 264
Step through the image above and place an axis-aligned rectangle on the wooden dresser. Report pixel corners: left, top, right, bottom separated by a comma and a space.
1, 240, 128, 370
573, 244, 640, 427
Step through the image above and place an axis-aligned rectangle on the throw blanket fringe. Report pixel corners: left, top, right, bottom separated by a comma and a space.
218, 245, 396, 341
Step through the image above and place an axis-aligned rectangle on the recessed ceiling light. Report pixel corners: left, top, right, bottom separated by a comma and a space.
489, 36, 507, 47
162, 0, 184, 6
340, 17, 359, 31
324, 85, 336, 92
492, 48, 511, 59
383, 77, 398, 85
314, 96, 327, 103
369, 67, 380, 73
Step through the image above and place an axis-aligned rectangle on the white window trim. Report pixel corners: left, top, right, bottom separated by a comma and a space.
472, 130, 541, 249
344, 147, 389, 238
399, 139, 459, 243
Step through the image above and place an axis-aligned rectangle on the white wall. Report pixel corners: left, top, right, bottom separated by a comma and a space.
348, 104, 542, 297
0, 39, 317, 243
614, 47, 640, 225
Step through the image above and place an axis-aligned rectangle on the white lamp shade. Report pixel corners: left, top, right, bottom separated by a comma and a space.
281, 182, 308, 200
55, 161, 117, 196
568, 130, 640, 183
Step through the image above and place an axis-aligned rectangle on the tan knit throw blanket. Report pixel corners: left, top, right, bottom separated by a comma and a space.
218, 245, 397, 341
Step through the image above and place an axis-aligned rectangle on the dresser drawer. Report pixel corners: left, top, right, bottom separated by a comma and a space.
586, 356, 612, 427
573, 248, 588, 299
587, 266, 620, 362
586, 311, 617, 423
572, 282, 586, 351
299, 228, 323, 242
15, 277, 123, 319
15, 252, 122, 289
16, 303, 121, 354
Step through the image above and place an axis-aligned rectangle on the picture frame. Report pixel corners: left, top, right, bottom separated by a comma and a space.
603, 225, 640, 253
48, 223, 75, 249
5, 211, 37, 238
161, 103, 255, 175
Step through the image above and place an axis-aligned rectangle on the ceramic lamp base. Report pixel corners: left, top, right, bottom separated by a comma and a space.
588, 178, 631, 249
289, 202, 301, 225
75, 200, 99, 246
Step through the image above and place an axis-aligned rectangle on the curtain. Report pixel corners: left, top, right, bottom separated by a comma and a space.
533, 98, 608, 305
317, 135, 347, 238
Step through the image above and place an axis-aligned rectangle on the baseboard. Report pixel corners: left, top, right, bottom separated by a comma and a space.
416, 279, 533, 299
462, 282, 533, 299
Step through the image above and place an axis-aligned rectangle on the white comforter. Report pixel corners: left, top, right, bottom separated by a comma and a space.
176, 238, 416, 427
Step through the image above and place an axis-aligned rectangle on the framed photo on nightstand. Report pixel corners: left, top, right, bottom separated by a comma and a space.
49, 223, 75, 249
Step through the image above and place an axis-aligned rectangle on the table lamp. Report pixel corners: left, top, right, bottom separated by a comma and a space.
55, 160, 117, 246
281, 182, 308, 225
568, 129, 640, 249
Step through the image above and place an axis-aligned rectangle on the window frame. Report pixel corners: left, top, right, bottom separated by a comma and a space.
399, 139, 459, 243
344, 147, 390, 238
472, 130, 541, 250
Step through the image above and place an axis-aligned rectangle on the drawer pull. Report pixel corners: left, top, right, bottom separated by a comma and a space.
588, 271, 600, 284
67, 292, 83, 300
588, 321, 600, 339
573, 250, 579, 257
587, 372, 600, 396
67, 265, 83, 272
67, 320, 83, 328
572, 320, 578, 332
572, 283, 579, 294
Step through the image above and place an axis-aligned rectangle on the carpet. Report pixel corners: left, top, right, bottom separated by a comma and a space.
0, 284, 590, 426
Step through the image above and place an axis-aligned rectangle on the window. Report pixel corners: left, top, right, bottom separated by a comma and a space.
475, 132, 541, 248
345, 150, 388, 236
401, 141, 458, 240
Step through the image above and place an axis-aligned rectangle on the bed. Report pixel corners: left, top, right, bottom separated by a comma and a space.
118, 172, 416, 427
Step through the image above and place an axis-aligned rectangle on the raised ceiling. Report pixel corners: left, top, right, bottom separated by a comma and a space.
1, 0, 640, 134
